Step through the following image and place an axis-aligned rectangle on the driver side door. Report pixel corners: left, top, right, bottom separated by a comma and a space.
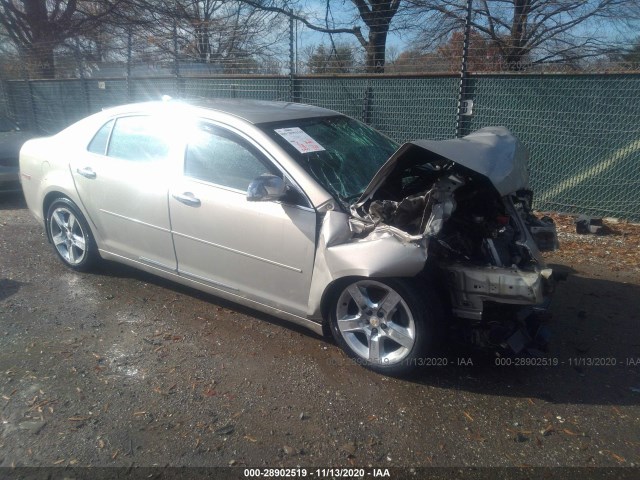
169, 122, 317, 316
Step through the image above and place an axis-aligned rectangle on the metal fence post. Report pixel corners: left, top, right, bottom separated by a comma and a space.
362, 82, 373, 125
75, 39, 91, 115
127, 28, 133, 102
289, 11, 298, 103
455, 0, 474, 138
173, 18, 184, 98
21, 65, 38, 132
0, 79, 11, 118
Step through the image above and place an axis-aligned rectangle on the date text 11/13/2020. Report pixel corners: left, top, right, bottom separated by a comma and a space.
327, 356, 640, 368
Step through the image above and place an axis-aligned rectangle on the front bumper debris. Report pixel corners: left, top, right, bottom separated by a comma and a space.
443, 263, 553, 321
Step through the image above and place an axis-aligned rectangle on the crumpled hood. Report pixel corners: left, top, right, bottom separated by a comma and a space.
357, 127, 530, 203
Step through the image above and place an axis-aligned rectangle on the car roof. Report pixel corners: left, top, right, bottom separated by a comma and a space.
103, 98, 340, 125
187, 98, 339, 124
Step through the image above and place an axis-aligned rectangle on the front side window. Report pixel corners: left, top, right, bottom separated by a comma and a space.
107, 116, 171, 161
185, 124, 276, 191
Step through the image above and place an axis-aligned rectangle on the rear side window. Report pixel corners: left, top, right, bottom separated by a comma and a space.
185, 124, 276, 191
107, 116, 171, 161
87, 119, 114, 155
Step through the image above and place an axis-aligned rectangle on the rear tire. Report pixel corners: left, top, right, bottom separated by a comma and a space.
46, 198, 99, 272
329, 278, 444, 376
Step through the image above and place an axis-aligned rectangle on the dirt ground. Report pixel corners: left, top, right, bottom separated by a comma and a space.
1, 191, 639, 472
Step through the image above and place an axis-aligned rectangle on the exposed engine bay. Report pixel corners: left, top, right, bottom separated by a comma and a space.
344, 127, 560, 355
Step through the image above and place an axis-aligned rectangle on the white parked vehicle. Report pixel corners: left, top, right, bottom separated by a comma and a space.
20, 99, 557, 375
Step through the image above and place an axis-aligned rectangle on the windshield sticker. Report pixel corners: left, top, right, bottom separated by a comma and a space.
275, 127, 325, 154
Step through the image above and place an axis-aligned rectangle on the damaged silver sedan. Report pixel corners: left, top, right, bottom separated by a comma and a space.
20, 99, 558, 375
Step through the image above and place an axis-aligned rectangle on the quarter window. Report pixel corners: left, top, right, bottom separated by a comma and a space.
87, 119, 114, 155
185, 125, 275, 191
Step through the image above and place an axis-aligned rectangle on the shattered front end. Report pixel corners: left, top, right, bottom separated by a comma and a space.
351, 127, 558, 356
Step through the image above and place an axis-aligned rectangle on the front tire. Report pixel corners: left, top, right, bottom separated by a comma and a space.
46, 198, 99, 272
329, 278, 443, 376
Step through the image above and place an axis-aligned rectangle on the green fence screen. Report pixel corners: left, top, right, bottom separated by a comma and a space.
4, 73, 639, 220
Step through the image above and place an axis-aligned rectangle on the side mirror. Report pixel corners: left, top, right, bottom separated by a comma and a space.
246, 174, 286, 202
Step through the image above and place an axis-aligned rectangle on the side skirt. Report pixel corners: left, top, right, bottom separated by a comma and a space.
99, 249, 325, 336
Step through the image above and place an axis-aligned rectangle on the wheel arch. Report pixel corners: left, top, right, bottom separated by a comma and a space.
323, 275, 446, 375
42, 188, 99, 245
43, 191, 70, 242
44, 195, 100, 271
319, 275, 360, 335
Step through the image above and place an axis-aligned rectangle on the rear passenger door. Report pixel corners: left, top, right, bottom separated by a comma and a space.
169, 122, 317, 316
71, 115, 178, 271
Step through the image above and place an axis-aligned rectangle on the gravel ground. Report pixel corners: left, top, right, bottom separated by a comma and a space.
1, 192, 639, 471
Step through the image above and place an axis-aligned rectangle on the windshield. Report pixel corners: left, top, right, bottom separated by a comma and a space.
260, 116, 398, 204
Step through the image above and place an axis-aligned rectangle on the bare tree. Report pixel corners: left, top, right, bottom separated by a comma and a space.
120, 0, 285, 74
0, 0, 130, 78
618, 39, 640, 68
409, 0, 640, 71
349, 0, 402, 72
238, 0, 408, 73
304, 42, 358, 74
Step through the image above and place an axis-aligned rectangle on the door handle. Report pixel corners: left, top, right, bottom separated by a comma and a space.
172, 192, 201, 207
76, 167, 96, 179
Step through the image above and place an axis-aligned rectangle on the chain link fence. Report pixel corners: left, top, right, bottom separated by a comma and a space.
0, 0, 639, 220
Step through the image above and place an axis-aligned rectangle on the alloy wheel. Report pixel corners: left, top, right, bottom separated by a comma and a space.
335, 280, 416, 365
49, 206, 87, 266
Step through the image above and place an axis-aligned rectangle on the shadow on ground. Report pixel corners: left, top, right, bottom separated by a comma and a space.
0, 191, 26, 210
408, 270, 640, 406
92, 258, 640, 407
0, 279, 27, 301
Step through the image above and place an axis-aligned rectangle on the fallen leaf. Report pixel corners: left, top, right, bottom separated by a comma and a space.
244, 435, 257, 443
605, 451, 626, 464
542, 425, 555, 436
341, 442, 356, 455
